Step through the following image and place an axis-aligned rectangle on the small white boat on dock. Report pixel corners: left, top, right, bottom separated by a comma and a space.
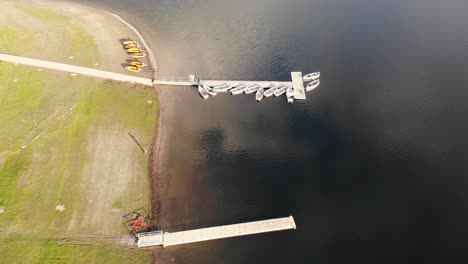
230, 84, 246, 95
244, 84, 260, 94
274, 85, 288, 97
263, 85, 278, 97
286, 86, 294, 103
303, 72, 320, 82
256, 87, 265, 102
198, 85, 209, 99
203, 85, 217, 96
305, 79, 320, 92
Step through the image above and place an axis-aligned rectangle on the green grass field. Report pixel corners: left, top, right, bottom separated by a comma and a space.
0, 4, 157, 263
0, 236, 152, 263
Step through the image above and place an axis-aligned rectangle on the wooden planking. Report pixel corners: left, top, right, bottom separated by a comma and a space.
162, 216, 296, 247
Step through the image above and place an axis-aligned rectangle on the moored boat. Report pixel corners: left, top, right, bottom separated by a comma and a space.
273, 85, 288, 96
244, 84, 260, 94
131, 53, 146, 58
286, 86, 294, 103
213, 83, 232, 92
125, 65, 142, 73
198, 85, 209, 99
303, 72, 320, 82
203, 85, 217, 96
305, 79, 320, 91
256, 87, 265, 102
230, 84, 246, 95
263, 84, 278, 97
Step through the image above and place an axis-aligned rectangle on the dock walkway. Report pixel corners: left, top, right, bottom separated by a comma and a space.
136, 216, 296, 248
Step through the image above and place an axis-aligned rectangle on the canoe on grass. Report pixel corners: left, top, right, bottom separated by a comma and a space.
131, 53, 146, 58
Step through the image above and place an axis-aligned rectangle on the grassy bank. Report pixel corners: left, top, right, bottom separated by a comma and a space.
0, 236, 152, 263
0, 2, 158, 263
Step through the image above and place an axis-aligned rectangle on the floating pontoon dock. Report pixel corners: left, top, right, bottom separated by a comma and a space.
1, 53, 313, 100
136, 216, 296, 248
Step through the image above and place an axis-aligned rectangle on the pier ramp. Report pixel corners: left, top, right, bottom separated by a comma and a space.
136, 216, 296, 248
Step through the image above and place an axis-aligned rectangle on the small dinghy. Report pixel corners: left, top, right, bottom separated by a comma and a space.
230, 84, 246, 95
263, 84, 278, 97
198, 85, 209, 99
244, 84, 260, 94
203, 85, 217, 96
286, 86, 294, 103
131, 53, 146, 58
213, 83, 232, 93
274, 85, 288, 96
127, 47, 142, 53
122, 40, 137, 45
306, 79, 320, 91
303, 72, 320, 82
256, 87, 265, 102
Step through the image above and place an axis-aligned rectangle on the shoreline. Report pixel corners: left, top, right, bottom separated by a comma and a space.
8, 0, 164, 236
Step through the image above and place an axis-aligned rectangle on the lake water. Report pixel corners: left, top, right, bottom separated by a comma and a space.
76, 0, 468, 263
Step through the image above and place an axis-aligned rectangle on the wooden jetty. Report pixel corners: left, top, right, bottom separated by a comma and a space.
136, 216, 296, 248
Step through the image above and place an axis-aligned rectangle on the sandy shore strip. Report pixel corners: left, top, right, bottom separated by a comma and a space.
6, 0, 157, 79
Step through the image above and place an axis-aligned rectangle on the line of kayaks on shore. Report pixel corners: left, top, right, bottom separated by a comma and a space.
121, 40, 147, 73
197, 72, 320, 103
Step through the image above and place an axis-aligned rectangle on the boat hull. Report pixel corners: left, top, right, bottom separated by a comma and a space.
256, 87, 265, 101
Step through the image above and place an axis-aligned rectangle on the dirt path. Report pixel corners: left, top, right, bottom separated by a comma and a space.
0, 53, 153, 85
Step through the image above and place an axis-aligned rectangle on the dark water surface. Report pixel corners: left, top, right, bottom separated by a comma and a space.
76, 0, 468, 263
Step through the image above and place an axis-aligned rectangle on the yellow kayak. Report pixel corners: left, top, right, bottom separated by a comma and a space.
125, 65, 142, 73
131, 52, 146, 58
125, 43, 139, 49
127, 47, 142, 53
130, 61, 145, 68
122, 40, 136, 45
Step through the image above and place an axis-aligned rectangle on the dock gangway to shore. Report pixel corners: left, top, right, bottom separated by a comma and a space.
136, 216, 296, 248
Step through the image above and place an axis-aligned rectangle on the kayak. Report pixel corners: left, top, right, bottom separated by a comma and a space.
131, 53, 146, 58
125, 65, 142, 73
122, 40, 136, 45
125, 44, 140, 49
127, 47, 142, 53
129, 61, 145, 68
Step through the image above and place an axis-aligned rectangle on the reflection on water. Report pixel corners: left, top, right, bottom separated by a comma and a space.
75, 0, 468, 262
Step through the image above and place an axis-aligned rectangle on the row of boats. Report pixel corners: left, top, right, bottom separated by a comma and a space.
197, 72, 320, 103
121, 40, 147, 73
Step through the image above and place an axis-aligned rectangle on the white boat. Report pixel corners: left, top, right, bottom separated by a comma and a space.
286, 86, 294, 103
263, 85, 278, 97
198, 85, 209, 99
203, 85, 217, 96
244, 84, 260, 94
256, 87, 265, 102
213, 83, 232, 93
230, 84, 246, 95
305, 79, 320, 92
303, 72, 320, 82
274, 85, 288, 96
